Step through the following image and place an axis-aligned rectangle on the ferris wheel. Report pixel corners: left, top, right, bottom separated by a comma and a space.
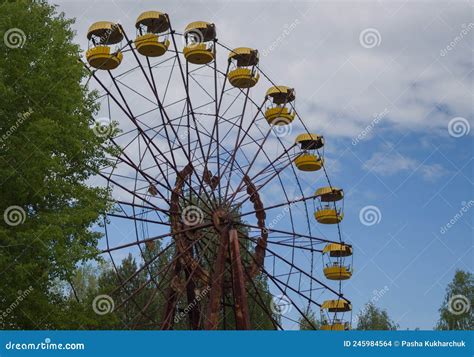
83, 10, 353, 330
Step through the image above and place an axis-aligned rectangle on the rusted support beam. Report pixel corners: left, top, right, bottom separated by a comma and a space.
160, 259, 182, 330
229, 229, 251, 330
184, 268, 201, 330
204, 229, 229, 329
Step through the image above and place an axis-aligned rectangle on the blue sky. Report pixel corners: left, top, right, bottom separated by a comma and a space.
336, 127, 473, 329
55, 0, 473, 329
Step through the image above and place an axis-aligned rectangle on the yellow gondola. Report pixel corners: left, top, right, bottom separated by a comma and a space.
86, 21, 124, 70
228, 47, 260, 88
314, 186, 344, 224
322, 242, 353, 280
315, 208, 343, 224
183, 21, 216, 64
134, 11, 170, 57
322, 243, 352, 257
294, 153, 323, 171
264, 86, 296, 126
294, 133, 325, 171
321, 299, 352, 312
320, 300, 352, 330
323, 262, 352, 280
296, 133, 324, 150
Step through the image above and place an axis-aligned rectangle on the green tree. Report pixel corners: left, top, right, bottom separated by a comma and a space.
0, 0, 113, 329
58, 240, 174, 329
95, 249, 171, 330
57, 262, 119, 329
356, 303, 398, 330
298, 307, 321, 330
435, 270, 474, 330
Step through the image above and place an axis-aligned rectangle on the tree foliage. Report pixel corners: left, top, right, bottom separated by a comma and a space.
356, 303, 398, 330
298, 308, 321, 330
0, 0, 113, 328
435, 270, 473, 330
51, 239, 173, 329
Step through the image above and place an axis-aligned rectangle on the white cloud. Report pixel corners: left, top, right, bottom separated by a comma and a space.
363, 148, 447, 181
418, 163, 447, 181
56, 0, 472, 144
